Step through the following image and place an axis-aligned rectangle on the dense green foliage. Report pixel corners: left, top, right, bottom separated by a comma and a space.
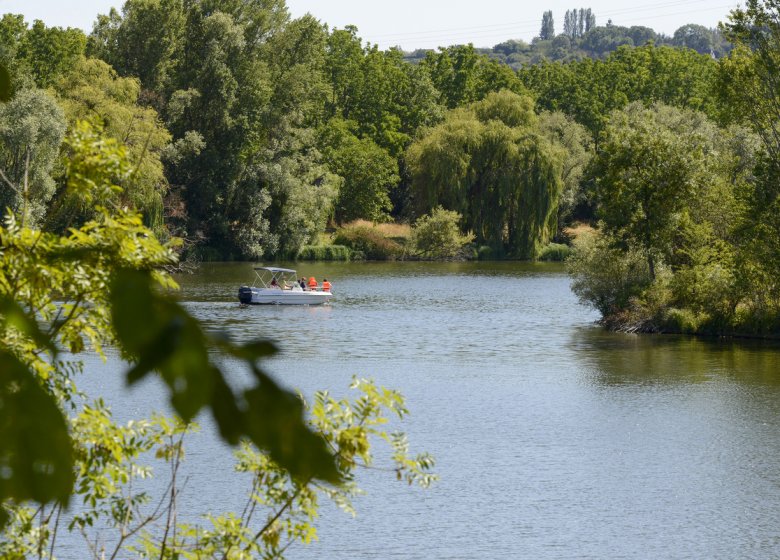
0, 3, 774, 272
519, 44, 719, 139
410, 207, 474, 259
0, 4, 746, 264
407, 90, 565, 258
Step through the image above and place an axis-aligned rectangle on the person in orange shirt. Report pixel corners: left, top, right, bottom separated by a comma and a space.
322, 278, 332, 292
308, 277, 318, 290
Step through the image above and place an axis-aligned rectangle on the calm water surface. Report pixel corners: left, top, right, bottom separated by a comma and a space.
77, 262, 780, 559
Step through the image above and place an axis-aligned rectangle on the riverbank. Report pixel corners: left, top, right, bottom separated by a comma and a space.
293, 219, 571, 262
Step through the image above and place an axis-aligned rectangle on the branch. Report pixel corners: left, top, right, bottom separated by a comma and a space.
158, 431, 186, 560
0, 166, 20, 195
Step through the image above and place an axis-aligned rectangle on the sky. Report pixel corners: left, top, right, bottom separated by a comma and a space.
0, 0, 741, 50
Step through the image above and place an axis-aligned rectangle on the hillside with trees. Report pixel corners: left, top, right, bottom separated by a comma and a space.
404, 9, 732, 69
0, 0, 777, 332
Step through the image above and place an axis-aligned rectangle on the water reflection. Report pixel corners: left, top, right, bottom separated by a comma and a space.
65, 262, 780, 560
574, 327, 780, 387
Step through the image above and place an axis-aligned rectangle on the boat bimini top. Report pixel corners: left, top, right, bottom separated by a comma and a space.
252, 266, 299, 288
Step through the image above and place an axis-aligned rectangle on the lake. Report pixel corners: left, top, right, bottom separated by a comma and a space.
72, 261, 780, 559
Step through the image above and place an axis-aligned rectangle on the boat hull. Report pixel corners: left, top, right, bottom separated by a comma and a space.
239, 287, 332, 306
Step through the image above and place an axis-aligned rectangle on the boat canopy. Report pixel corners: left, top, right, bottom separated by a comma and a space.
253, 266, 297, 274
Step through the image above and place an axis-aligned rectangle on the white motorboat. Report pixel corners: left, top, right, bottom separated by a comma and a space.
238, 267, 333, 306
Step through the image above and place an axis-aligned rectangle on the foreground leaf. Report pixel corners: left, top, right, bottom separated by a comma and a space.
0, 352, 73, 528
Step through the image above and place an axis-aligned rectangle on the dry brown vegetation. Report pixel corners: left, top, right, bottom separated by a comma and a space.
342, 220, 411, 239
562, 222, 595, 241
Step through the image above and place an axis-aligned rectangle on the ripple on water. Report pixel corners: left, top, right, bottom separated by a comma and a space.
66, 262, 780, 560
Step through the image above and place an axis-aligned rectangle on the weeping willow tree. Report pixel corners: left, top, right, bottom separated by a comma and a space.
406, 90, 564, 258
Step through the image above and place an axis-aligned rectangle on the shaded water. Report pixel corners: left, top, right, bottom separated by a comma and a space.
74, 262, 780, 559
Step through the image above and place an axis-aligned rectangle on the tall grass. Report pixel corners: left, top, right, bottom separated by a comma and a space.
296, 245, 352, 261
333, 223, 403, 260
343, 220, 411, 240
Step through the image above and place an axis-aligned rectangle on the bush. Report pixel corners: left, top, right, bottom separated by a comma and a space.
538, 242, 571, 261
333, 224, 402, 260
296, 244, 352, 261
662, 307, 705, 334
477, 245, 504, 260
567, 230, 653, 317
410, 207, 474, 260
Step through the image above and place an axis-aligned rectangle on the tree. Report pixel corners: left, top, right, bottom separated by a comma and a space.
420, 44, 528, 109
579, 25, 634, 55
17, 19, 86, 88
407, 90, 564, 258
672, 24, 713, 54
589, 102, 729, 279
720, 1, 780, 160
0, 88, 66, 225
537, 111, 592, 225
321, 119, 398, 223
107, 0, 185, 98
562, 8, 594, 40
563, 10, 575, 39
718, 0, 780, 307
0, 15, 86, 90
324, 29, 441, 158
568, 229, 652, 316
519, 58, 629, 139
583, 8, 596, 33
252, 127, 340, 258
606, 44, 718, 119
410, 206, 474, 259
540, 11, 555, 41
520, 44, 719, 139
50, 57, 171, 233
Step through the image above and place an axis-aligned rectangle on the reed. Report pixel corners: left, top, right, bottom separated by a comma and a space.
296, 245, 352, 261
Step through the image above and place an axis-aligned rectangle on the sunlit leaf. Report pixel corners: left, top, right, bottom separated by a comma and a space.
0, 296, 58, 356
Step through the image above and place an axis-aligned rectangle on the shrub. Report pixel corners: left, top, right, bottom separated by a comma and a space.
538, 242, 571, 261
333, 224, 402, 260
663, 307, 705, 334
567, 230, 653, 317
477, 245, 504, 260
410, 207, 474, 260
296, 245, 352, 261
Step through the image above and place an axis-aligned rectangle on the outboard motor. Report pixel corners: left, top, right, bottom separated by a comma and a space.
238, 286, 254, 305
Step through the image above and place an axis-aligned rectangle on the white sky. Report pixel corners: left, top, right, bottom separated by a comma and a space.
0, 0, 741, 50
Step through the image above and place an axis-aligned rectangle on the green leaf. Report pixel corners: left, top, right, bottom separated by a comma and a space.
0, 296, 58, 356
111, 269, 213, 421
0, 352, 74, 528
244, 368, 340, 483
215, 339, 277, 362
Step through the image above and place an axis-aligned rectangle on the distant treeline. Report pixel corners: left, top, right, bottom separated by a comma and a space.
405, 10, 732, 68
0, 2, 763, 269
